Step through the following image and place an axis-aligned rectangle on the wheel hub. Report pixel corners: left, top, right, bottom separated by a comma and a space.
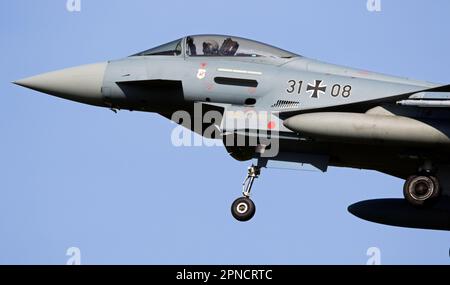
236, 202, 249, 214
410, 178, 434, 201
414, 182, 429, 196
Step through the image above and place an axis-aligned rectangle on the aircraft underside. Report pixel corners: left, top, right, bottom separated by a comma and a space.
221, 126, 450, 221
277, 136, 450, 179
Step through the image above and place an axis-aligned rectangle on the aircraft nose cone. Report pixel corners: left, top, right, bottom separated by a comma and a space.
14, 62, 108, 106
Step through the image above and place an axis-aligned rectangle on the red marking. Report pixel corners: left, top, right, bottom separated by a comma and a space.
206, 83, 214, 91
267, 121, 276, 130
358, 70, 370, 76
247, 87, 256, 94
200, 63, 207, 68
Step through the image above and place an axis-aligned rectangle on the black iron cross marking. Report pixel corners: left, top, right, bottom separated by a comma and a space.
306, 80, 327, 98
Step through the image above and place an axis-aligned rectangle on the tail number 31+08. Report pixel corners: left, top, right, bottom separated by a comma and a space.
286, 80, 352, 98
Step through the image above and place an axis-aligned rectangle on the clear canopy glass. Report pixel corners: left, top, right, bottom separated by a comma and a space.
133, 38, 182, 56
133, 35, 298, 58
186, 35, 297, 58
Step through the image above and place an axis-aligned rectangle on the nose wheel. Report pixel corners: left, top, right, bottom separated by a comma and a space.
231, 165, 261, 222
231, 197, 256, 222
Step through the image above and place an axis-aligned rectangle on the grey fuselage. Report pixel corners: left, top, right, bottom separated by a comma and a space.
15, 35, 450, 180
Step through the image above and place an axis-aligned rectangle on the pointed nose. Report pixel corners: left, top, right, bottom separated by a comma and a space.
14, 62, 108, 106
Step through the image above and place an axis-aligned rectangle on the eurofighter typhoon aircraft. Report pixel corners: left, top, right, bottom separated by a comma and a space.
14, 35, 450, 222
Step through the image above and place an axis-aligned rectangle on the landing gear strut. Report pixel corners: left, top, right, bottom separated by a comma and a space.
231, 165, 261, 222
403, 174, 441, 207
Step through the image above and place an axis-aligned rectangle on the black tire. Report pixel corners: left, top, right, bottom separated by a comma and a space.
403, 175, 441, 208
231, 197, 256, 222
429, 176, 441, 200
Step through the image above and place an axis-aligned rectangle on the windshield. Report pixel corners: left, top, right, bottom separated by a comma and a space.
133, 39, 182, 56
186, 35, 297, 58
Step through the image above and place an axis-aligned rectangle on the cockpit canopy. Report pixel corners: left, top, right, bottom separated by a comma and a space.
134, 38, 183, 56
133, 35, 298, 59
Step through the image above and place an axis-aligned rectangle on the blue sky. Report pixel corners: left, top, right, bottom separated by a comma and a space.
1, 0, 450, 264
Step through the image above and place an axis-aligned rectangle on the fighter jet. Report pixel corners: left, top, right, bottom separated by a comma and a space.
14, 35, 450, 222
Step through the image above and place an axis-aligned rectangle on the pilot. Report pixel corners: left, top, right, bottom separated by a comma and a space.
186, 37, 197, 56
219, 38, 239, 56
202, 40, 219, 56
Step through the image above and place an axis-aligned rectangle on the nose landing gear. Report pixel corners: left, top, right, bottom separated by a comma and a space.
231, 165, 261, 222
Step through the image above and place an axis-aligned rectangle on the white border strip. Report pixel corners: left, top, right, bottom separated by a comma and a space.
217, 68, 262, 75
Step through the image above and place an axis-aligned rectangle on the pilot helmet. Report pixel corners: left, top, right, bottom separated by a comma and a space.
202, 40, 219, 55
